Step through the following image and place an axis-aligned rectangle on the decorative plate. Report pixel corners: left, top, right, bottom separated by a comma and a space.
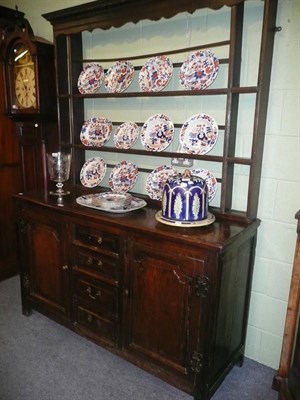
80, 117, 113, 147
180, 113, 218, 155
104, 60, 135, 93
179, 50, 219, 90
80, 191, 132, 209
191, 168, 218, 202
141, 114, 174, 152
139, 55, 173, 92
155, 210, 215, 228
76, 194, 146, 214
80, 157, 107, 188
109, 161, 138, 194
146, 165, 177, 200
77, 63, 104, 94
114, 122, 139, 149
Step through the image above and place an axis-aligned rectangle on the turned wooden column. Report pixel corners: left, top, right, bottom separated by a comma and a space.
274, 210, 300, 400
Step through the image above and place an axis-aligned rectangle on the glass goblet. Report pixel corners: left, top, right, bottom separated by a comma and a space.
47, 152, 71, 196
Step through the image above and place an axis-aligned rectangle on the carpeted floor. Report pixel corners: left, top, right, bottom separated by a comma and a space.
0, 276, 279, 400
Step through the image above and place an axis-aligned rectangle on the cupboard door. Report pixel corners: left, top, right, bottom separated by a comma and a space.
125, 238, 210, 384
20, 209, 69, 320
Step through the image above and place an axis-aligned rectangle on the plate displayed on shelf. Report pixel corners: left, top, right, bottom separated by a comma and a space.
180, 113, 218, 155
109, 161, 138, 194
80, 157, 107, 188
76, 194, 147, 213
77, 63, 104, 94
146, 165, 177, 200
139, 55, 173, 92
155, 210, 215, 227
80, 117, 113, 147
114, 122, 139, 149
141, 113, 174, 151
191, 168, 218, 202
179, 50, 219, 90
104, 60, 135, 93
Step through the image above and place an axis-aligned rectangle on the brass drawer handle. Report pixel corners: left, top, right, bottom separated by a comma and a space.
97, 236, 102, 245
87, 257, 93, 265
86, 257, 102, 268
86, 286, 101, 300
87, 314, 93, 323
62, 265, 68, 270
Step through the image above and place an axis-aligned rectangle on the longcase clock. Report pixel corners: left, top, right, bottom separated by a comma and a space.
1, 10, 58, 192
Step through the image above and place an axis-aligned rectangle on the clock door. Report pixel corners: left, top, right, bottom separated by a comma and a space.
9, 42, 37, 111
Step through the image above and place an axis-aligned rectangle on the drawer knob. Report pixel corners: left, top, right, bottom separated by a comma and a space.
87, 257, 93, 265
86, 286, 101, 300
87, 314, 93, 323
97, 260, 103, 268
97, 236, 102, 245
62, 265, 68, 270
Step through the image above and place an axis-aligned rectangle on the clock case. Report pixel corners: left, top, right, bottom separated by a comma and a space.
1, 13, 56, 121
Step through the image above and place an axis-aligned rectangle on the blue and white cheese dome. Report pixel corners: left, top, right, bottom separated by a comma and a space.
162, 169, 208, 222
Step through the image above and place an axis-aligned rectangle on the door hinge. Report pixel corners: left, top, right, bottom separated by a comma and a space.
195, 275, 210, 297
190, 351, 203, 373
23, 273, 30, 289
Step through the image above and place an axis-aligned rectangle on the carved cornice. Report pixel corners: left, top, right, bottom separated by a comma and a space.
43, 0, 245, 36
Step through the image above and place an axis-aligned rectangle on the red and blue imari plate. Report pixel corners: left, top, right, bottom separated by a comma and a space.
139, 55, 173, 92
109, 161, 138, 194
179, 50, 219, 90
180, 113, 218, 155
77, 63, 104, 94
104, 60, 135, 93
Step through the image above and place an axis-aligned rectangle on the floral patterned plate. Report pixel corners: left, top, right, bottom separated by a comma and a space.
80, 157, 107, 188
146, 165, 177, 200
141, 114, 174, 152
77, 63, 104, 94
139, 55, 173, 92
76, 194, 146, 213
180, 113, 218, 155
109, 161, 138, 194
114, 122, 139, 149
80, 117, 113, 147
179, 50, 219, 91
104, 60, 135, 93
191, 168, 218, 202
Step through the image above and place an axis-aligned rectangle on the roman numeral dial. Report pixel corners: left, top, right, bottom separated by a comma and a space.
15, 66, 37, 109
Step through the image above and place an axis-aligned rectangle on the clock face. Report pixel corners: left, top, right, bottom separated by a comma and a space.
15, 65, 37, 109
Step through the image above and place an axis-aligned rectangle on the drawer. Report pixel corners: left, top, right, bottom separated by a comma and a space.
73, 225, 120, 255
75, 305, 118, 344
73, 247, 119, 284
73, 277, 118, 318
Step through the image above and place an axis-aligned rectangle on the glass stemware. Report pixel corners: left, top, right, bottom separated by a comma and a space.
47, 152, 71, 197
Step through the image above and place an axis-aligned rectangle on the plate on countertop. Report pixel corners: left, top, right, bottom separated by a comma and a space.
191, 168, 218, 202
80, 157, 107, 188
155, 210, 215, 227
139, 55, 173, 92
109, 161, 138, 194
76, 194, 147, 213
80, 117, 113, 147
146, 165, 177, 200
141, 113, 174, 152
180, 113, 218, 155
179, 50, 219, 91
104, 60, 135, 93
114, 122, 139, 149
77, 63, 104, 94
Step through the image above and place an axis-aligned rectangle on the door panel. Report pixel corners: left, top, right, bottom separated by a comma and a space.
25, 215, 69, 318
126, 239, 208, 379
